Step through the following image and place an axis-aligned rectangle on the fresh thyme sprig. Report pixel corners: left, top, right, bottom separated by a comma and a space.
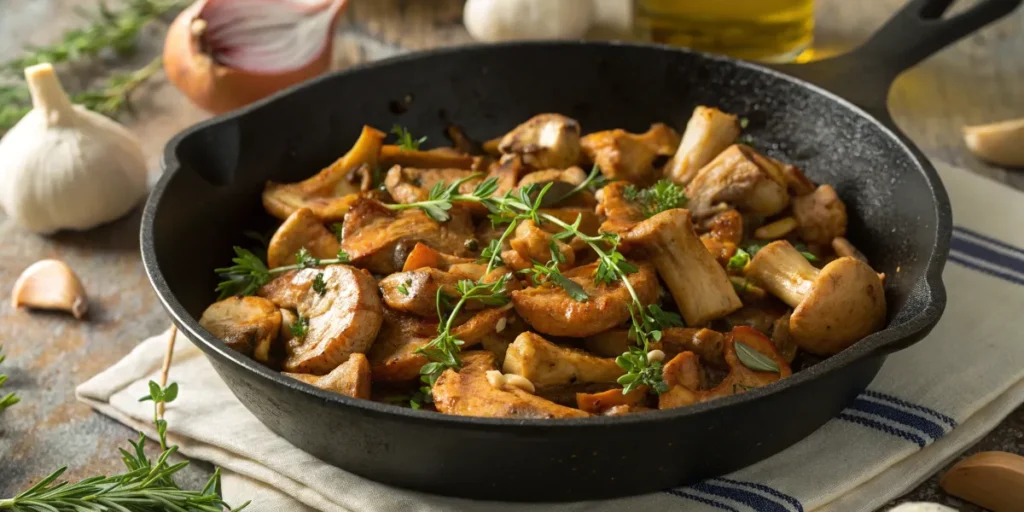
288, 313, 309, 338
214, 246, 351, 299
623, 180, 688, 218
0, 346, 19, 411
0, 381, 248, 511
400, 178, 677, 394
391, 125, 427, 152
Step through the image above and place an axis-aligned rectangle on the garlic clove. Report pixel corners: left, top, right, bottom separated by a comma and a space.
940, 451, 1024, 512
464, 0, 595, 42
12, 259, 88, 319
963, 118, 1024, 167
886, 503, 958, 512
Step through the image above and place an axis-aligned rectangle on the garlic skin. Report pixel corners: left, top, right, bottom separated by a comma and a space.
0, 64, 148, 234
464, 0, 595, 42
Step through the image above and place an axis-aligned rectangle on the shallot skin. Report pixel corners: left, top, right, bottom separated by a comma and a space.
164, 0, 348, 114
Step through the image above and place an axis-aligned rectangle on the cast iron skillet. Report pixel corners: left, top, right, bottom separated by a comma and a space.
142, 0, 1019, 501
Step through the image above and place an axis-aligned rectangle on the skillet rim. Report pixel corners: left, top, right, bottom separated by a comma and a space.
142, 40, 951, 430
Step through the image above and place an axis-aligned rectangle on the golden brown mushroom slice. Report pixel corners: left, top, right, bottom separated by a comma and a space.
699, 208, 743, 266
745, 240, 886, 355
660, 326, 792, 409
511, 261, 659, 337
501, 220, 576, 272
258, 265, 383, 374
368, 307, 516, 382
384, 166, 481, 205
665, 106, 741, 186
262, 126, 386, 221
684, 144, 790, 219
792, 184, 848, 246
339, 197, 474, 274
580, 123, 680, 186
401, 242, 475, 272
576, 386, 648, 415
379, 145, 475, 170
379, 268, 461, 317
595, 181, 646, 235
498, 113, 582, 169
622, 208, 742, 327
432, 351, 590, 418
266, 208, 341, 269
284, 353, 371, 399
502, 332, 623, 388
199, 296, 282, 364
583, 327, 725, 367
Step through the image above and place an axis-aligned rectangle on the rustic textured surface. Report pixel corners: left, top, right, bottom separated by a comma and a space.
0, 0, 1021, 508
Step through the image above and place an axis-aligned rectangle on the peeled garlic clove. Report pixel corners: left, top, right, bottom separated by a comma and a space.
887, 503, 958, 512
963, 118, 1024, 167
940, 451, 1024, 512
12, 259, 88, 319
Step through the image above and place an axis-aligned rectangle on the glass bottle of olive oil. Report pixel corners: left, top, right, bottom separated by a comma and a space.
634, 0, 814, 62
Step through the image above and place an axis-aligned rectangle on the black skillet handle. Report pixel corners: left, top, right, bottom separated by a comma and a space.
774, 0, 1022, 121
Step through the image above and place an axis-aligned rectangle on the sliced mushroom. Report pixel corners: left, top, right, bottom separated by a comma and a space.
515, 166, 597, 208
537, 207, 602, 253
770, 311, 799, 364
792, 184, 847, 246
596, 181, 646, 234
262, 126, 385, 221
963, 117, 1024, 167
660, 326, 791, 409
401, 242, 475, 272
831, 236, 868, 263
576, 386, 648, 415
745, 240, 886, 355
379, 268, 462, 317
780, 163, 816, 196
498, 113, 582, 169
379, 145, 475, 170
258, 265, 383, 374
266, 208, 341, 269
502, 220, 575, 272
665, 106, 740, 186
583, 327, 725, 366
511, 261, 660, 337
340, 197, 474, 274
432, 351, 590, 418
699, 208, 743, 266
685, 144, 790, 219
384, 166, 481, 205
622, 209, 742, 326
580, 123, 681, 185
502, 331, 623, 388
283, 353, 371, 399
11, 259, 88, 319
368, 306, 515, 382
199, 296, 282, 363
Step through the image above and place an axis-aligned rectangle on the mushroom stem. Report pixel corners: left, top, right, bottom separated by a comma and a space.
628, 209, 742, 326
744, 241, 817, 308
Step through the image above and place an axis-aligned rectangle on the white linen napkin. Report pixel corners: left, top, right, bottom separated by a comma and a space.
77, 162, 1024, 512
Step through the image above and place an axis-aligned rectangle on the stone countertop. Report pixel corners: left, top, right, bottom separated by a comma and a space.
0, 0, 1021, 508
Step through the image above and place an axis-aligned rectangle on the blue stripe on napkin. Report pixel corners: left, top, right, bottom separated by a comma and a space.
950, 226, 1024, 285
953, 225, 1024, 257
861, 390, 957, 428
715, 477, 804, 512
665, 489, 740, 511
836, 413, 928, 447
690, 482, 793, 512
846, 398, 947, 441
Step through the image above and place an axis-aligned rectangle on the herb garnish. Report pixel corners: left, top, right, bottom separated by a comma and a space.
397, 280, 412, 296
288, 313, 309, 339
215, 247, 351, 299
391, 125, 427, 152
727, 248, 751, 271
521, 261, 589, 302
793, 242, 819, 263
0, 346, 19, 411
623, 180, 688, 218
312, 272, 327, 296
331, 223, 345, 242
734, 341, 780, 373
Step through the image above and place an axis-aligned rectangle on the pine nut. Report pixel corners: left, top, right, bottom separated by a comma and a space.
485, 370, 504, 389
503, 374, 536, 393
495, 316, 507, 333
647, 349, 666, 362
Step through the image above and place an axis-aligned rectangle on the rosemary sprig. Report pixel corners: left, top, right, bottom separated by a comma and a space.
214, 247, 351, 299
0, 381, 248, 511
0, 346, 19, 411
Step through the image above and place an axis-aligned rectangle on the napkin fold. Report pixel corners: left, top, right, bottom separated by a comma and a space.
77, 163, 1024, 512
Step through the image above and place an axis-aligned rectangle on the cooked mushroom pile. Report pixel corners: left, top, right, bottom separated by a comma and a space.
202, 108, 887, 419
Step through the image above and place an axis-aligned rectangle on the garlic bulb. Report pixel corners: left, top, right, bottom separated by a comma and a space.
0, 64, 148, 234
464, 0, 595, 42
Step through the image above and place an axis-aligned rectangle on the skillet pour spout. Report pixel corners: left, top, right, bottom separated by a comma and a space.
141, 0, 1020, 500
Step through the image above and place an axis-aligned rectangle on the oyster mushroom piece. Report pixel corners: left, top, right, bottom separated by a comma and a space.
576, 386, 648, 415
792, 184, 848, 246
583, 327, 725, 367
266, 207, 341, 269
502, 332, 623, 388
498, 113, 582, 169
199, 296, 282, 363
262, 126, 386, 222
11, 259, 88, 319
384, 166, 481, 205
665, 106, 741, 186
283, 353, 371, 399
510, 262, 660, 337
660, 326, 792, 409
623, 209, 742, 326
432, 351, 590, 418
259, 265, 384, 374
580, 123, 681, 185
340, 198, 474, 274
502, 219, 575, 272
379, 145, 475, 170
745, 240, 886, 355
401, 242, 474, 272
379, 268, 462, 317
684, 144, 790, 219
